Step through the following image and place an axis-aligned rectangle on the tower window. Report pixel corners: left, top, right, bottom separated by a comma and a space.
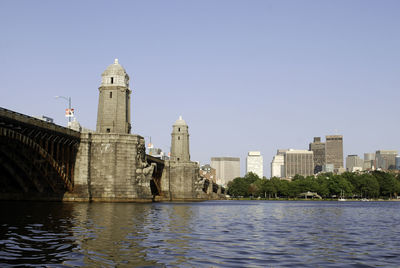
106, 128, 111, 133
111, 77, 114, 84
178, 136, 180, 140
178, 128, 180, 132
110, 92, 112, 98
177, 158, 180, 161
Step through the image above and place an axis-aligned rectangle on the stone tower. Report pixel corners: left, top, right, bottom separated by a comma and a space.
96, 59, 131, 134
170, 116, 190, 162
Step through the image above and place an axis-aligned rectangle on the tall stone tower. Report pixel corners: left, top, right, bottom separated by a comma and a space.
96, 59, 131, 134
170, 116, 190, 161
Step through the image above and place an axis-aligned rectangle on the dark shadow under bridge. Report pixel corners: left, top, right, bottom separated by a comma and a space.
0, 107, 80, 200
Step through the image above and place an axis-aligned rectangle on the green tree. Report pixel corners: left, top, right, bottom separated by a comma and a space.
244, 172, 260, 184
315, 175, 330, 198
227, 177, 247, 197
328, 174, 352, 197
373, 171, 397, 198
288, 179, 302, 197
292, 174, 305, 181
252, 179, 276, 198
268, 177, 282, 198
277, 179, 290, 197
359, 174, 380, 198
227, 172, 261, 197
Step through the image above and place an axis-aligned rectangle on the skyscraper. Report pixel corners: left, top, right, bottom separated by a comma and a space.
271, 150, 285, 178
246, 151, 263, 178
309, 137, 325, 174
363, 153, 376, 170
346, 155, 364, 172
211, 157, 240, 186
376, 150, 398, 170
325, 135, 343, 169
284, 150, 314, 178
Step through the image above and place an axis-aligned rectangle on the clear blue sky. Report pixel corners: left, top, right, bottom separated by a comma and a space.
1, 0, 399, 176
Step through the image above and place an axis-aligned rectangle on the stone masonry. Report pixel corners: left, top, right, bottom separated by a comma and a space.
64, 60, 223, 202
64, 133, 154, 202
157, 116, 209, 201
96, 59, 131, 134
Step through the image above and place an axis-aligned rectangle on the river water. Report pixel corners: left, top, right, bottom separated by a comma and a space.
1, 200, 399, 267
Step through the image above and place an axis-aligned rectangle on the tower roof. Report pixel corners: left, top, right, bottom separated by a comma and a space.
174, 115, 187, 126
102, 59, 128, 77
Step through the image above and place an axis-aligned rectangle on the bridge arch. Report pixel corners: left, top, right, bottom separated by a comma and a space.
0, 108, 81, 200
1, 128, 73, 192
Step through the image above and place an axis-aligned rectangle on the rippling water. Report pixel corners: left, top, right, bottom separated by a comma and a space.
1, 201, 400, 267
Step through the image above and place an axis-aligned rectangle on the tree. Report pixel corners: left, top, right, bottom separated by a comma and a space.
227, 172, 261, 198
276, 178, 290, 198
373, 171, 397, 198
359, 174, 379, 198
315, 175, 330, 198
252, 179, 274, 198
328, 175, 352, 197
243, 172, 260, 184
227, 177, 247, 197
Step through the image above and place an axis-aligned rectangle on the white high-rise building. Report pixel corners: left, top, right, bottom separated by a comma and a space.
271, 155, 285, 178
246, 151, 263, 178
270, 149, 288, 178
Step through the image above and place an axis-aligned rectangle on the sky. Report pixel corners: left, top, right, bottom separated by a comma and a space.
1, 0, 399, 177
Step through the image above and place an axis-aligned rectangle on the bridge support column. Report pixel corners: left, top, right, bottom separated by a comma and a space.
65, 133, 153, 202
159, 160, 209, 201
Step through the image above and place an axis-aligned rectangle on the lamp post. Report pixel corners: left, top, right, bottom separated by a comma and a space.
55, 96, 72, 123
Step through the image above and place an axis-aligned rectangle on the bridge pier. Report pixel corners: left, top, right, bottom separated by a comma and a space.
64, 133, 154, 202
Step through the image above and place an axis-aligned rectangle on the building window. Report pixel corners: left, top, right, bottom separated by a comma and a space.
111, 77, 114, 84
178, 128, 180, 132
110, 92, 112, 98
106, 128, 111, 133
177, 158, 180, 161
178, 136, 180, 140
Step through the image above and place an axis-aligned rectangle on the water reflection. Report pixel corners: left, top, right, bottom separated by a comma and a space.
70, 203, 161, 267
1, 201, 400, 267
0, 202, 78, 266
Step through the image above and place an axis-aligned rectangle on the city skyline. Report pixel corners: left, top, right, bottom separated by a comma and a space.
1, 1, 400, 176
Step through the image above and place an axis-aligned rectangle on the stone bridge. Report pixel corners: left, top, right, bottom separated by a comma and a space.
1, 60, 227, 202
0, 107, 225, 202
0, 107, 80, 200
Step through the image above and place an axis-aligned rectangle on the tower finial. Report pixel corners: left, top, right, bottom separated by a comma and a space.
114, 58, 119, 64
179, 115, 182, 120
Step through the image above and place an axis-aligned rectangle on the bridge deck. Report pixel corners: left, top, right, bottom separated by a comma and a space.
0, 107, 80, 138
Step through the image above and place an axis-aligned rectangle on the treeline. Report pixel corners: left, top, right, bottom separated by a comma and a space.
227, 171, 400, 199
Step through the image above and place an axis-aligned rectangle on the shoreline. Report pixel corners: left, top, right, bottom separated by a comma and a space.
226, 198, 400, 202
